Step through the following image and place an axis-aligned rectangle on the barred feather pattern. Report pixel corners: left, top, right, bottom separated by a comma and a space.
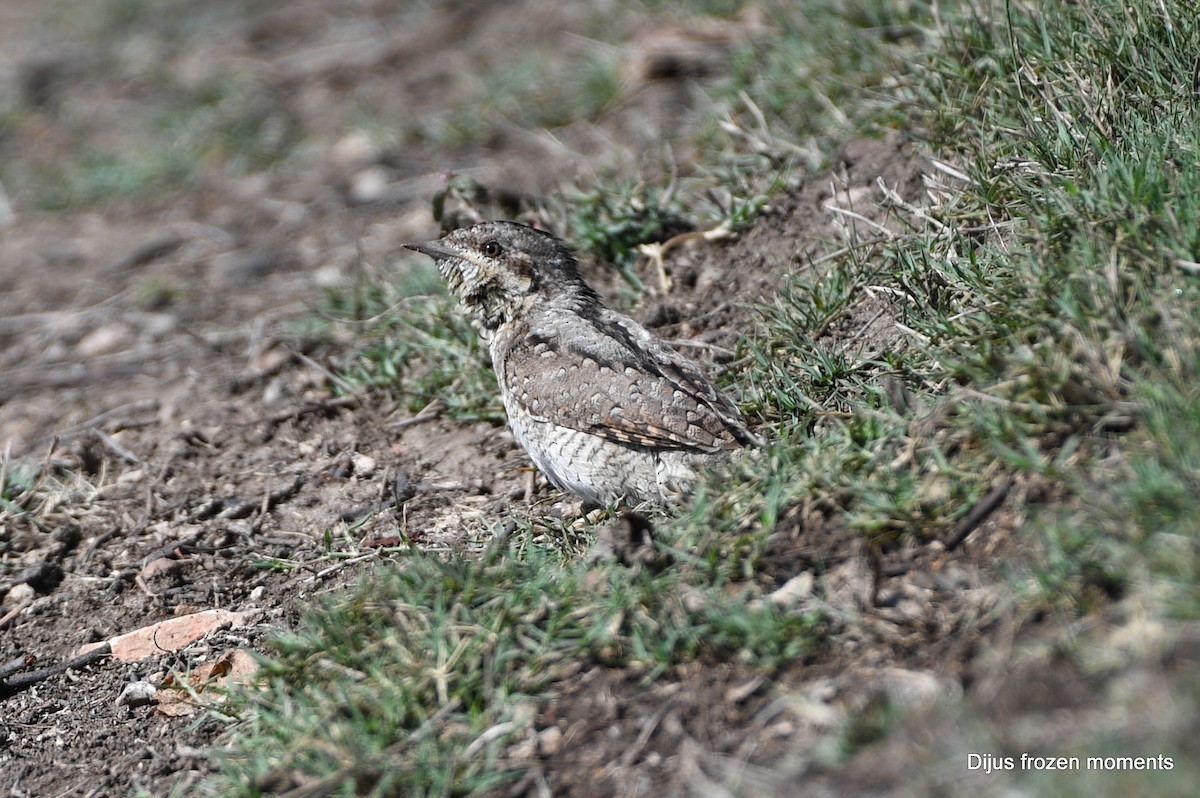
405, 221, 758, 505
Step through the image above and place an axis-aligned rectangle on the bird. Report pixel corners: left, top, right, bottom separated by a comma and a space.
404, 221, 758, 506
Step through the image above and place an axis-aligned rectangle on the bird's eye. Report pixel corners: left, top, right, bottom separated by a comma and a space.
482, 240, 502, 257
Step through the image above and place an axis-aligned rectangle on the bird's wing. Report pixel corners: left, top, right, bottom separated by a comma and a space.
498, 313, 753, 453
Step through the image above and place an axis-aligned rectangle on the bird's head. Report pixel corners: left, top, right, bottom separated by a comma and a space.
404, 221, 599, 334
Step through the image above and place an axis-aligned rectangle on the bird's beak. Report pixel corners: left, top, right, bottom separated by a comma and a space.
403, 240, 454, 260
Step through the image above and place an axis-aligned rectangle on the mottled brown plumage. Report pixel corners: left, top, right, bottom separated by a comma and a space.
405, 221, 757, 505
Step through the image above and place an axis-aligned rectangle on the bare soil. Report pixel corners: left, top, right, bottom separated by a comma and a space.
2, 2, 1192, 797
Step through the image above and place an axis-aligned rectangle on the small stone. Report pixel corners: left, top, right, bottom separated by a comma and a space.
351, 453, 377, 478
124, 311, 178, 337
537, 726, 563, 756
77, 324, 134, 357
330, 130, 380, 168
116, 681, 158, 710
15, 562, 64, 594
4, 582, 36, 606
348, 166, 391, 205
768, 572, 814, 607
508, 736, 537, 760
880, 667, 956, 707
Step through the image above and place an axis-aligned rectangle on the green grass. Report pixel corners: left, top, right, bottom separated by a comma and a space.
0, 461, 40, 516
563, 180, 694, 289
0, 454, 103, 560
1, 0, 297, 211
32, 79, 300, 210
309, 260, 502, 421
423, 51, 620, 149
212, 521, 820, 796
914, 0, 1200, 617
714, 0, 929, 161
204, 0, 1200, 793
733, 0, 1200, 617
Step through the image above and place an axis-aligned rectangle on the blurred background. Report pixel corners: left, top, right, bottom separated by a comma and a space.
0, 0, 798, 449
0, 0, 776, 297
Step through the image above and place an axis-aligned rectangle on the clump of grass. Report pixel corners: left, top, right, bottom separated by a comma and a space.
430, 52, 619, 148
563, 180, 694, 289
33, 149, 195, 211
710, 0, 932, 167
313, 260, 502, 422
904, 0, 1200, 616
0, 462, 40, 516
336, 295, 497, 420
211, 519, 820, 795
736, 0, 1200, 618
0, 454, 104, 543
